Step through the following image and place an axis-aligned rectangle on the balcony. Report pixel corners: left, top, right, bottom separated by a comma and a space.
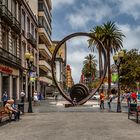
0, 47, 21, 68
38, 2, 52, 26
0, 5, 13, 26
38, 44, 52, 59
39, 76, 52, 85
39, 60, 51, 72
12, 17, 21, 34
27, 33, 37, 48
38, 27, 52, 46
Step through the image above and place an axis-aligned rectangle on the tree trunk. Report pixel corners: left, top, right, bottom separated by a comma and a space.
107, 48, 111, 97
99, 47, 103, 78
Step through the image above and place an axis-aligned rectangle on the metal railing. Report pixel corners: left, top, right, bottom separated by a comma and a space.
0, 47, 21, 66
12, 17, 21, 33
27, 33, 37, 48
0, 5, 12, 22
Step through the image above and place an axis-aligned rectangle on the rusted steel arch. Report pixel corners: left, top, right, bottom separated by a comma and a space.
51, 32, 107, 105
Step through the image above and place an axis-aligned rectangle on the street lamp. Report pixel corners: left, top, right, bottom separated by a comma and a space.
113, 50, 124, 112
25, 52, 34, 113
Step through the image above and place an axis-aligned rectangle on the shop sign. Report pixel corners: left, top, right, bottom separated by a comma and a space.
0, 65, 13, 74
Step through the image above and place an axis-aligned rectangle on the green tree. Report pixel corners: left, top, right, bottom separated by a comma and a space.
120, 49, 140, 90
89, 21, 125, 96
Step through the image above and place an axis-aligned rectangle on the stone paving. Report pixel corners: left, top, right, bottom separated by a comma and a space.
0, 99, 140, 140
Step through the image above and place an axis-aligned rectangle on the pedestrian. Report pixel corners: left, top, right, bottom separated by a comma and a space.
2, 90, 8, 106
33, 91, 39, 106
20, 90, 25, 103
126, 91, 131, 106
99, 91, 105, 110
108, 93, 113, 111
131, 91, 137, 103
11, 101, 20, 120
121, 93, 125, 102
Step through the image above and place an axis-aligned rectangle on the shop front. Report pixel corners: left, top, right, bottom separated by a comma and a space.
0, 64, 20, 103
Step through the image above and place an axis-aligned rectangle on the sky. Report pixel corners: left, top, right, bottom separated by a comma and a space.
51, 0, 140, 83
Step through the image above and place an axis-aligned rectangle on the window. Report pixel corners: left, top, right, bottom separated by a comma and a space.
11, 35, 17, 56
21, 10, 26, 34
3, 0, 8, 6
11, 0, 17, 18
27, 17, 30, 33
31, 23, 34, 37
2, 27, 9, 51
22, 42, 26, 67
35, 29, 37, 41
18, 4, 21, 22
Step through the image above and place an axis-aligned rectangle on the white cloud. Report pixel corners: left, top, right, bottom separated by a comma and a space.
66, 36, 98, 83
66, 1, 112, 29
67, 49, 90, 83
52, 0, 75, 9
118, 0, 140, 20
108, 0, 140, 20
118, 24, 140, 51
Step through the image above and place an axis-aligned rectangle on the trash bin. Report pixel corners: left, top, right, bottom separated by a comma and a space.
18, 103, 24, 114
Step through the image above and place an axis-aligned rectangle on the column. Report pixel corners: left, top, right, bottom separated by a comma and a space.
16, 77, 20, 100
9, 75, 13, 99
25, 74, 28, 99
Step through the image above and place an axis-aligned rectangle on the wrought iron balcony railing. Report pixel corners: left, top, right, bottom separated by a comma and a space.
27, 33, 37, 48
0, 5, 13, 25
0, 47, 21, 67
12, 17, 21, 34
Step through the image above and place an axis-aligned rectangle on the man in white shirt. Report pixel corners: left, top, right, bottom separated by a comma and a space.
20, 90, 25, 103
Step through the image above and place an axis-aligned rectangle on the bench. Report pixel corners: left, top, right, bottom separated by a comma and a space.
0, 107, 10, 123
128, 103, 140, 123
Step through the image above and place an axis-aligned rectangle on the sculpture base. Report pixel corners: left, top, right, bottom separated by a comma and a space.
64, 104, 74, 108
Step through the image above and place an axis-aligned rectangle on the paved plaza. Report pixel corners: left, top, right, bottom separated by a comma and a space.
0, 99, 140, 140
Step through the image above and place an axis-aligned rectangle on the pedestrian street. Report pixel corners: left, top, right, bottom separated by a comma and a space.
0, 99, 140, 140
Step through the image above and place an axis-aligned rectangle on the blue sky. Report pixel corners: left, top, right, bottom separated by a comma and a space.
51, 0, 140, 83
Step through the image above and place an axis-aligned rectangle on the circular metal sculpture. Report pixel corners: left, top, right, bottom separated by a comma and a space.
70, 84, 89, 102
51, 32, 107, 105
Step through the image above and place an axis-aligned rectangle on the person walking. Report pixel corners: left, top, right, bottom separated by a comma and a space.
33, 91, 39, 106
20, 90, 25, 103
131, 91, 137, 103
108, 93, 113, 111
126, 91, 131, 106
2, 90, 8, 106
100, 91, 105, 110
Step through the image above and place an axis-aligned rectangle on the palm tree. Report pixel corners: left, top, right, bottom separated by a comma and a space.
88, 26, 104, 78
82, 54, 97, 82
89, 21, 125, 96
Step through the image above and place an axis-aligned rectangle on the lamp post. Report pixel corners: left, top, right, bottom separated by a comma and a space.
25, 52, 34, 113
113, 50, 124, 112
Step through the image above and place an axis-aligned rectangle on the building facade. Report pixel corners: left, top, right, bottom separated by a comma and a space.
0, 0, 21, 103
38, 0, 52, 97
20, 0, 38, 100
51, 41, 67, 90
65, 65, 74, 90
0, 0, 53, 103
